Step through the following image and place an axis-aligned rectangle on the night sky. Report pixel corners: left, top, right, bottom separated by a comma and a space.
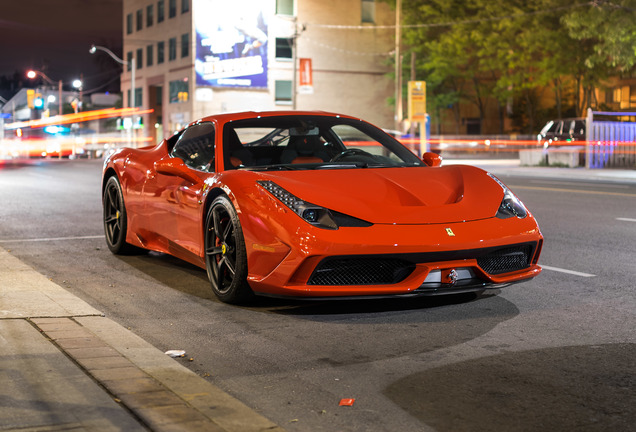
0, 0, 123, 96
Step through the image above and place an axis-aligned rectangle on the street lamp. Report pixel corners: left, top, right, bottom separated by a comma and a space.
90, 44, 136, 144
89, 45, 135, 109
26, 69, 62, 116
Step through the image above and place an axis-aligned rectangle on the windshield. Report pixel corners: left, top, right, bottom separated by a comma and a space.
222, 115, 424, 171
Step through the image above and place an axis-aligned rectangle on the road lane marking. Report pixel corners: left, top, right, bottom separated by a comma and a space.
0, 235, 104, 243
529, 180, 630, 189
541, 265, 596, 277
510, 185, 636, 198
616, 217, 636, 222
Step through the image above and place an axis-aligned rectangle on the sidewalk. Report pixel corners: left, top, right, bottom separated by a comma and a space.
444, 158, 636, 183
0, 247, 285, 432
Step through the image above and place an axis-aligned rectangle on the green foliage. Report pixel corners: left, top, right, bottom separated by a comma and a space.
396, 0, 636, 132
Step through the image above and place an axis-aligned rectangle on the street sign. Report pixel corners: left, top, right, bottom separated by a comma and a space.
408, 81, 426, 122
299, 58, 313, 94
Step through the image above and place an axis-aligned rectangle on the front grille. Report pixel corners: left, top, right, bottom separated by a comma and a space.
477, 245, 532, 275
308, 258, 415, 286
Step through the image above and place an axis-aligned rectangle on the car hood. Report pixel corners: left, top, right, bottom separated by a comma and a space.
255, 165, 504, 224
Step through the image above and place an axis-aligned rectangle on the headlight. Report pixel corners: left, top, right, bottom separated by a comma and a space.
257, 180, 338, 229
488, 173, 528, 219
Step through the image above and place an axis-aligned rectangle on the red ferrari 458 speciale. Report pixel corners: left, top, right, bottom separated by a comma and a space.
102, 111, 542, 303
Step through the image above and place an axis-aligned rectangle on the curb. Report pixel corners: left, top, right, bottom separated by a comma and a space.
1, 247, 284, 432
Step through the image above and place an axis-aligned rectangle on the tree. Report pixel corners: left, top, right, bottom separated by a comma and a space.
562, 0, 636, 115
389, 0, 636, 134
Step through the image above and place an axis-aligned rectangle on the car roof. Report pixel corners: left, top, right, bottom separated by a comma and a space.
195, 110, 361, 125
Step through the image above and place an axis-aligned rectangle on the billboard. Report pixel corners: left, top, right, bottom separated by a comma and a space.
194, 0, 269, 88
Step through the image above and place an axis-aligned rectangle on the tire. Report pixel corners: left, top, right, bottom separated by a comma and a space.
102, 176, 141, 255
204, 195, 253, 304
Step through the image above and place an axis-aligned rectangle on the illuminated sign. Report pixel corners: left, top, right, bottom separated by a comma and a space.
194, 0, 269, 88
408, 81, 427, 122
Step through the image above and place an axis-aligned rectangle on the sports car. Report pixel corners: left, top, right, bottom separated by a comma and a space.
102, 111, 542, 303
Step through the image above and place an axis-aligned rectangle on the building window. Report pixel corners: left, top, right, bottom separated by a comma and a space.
137, 48, 143, 70
169, 79, 189, 104
126, 13, 133, 34
275, 80, 292, 103
136, 9, 143, 31
276, 0, 294, 15
181, 0, 189, 13
157, 41, 165, 64
127, 88, 142, 108
147, 45, 154, 67
181, 33, 189, 58
146, 4, 154, 27
127, 51, 133, 71
158, 0, 165, 23
169, 0, 176, 18
169, 37, 177, 61
275, 38, 293, 59
361, 0, 375, 23
135, 88, 142, 108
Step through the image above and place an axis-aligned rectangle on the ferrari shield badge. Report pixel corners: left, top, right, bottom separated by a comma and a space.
445, 228, 455, 236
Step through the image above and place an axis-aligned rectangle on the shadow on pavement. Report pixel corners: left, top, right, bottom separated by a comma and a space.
384, 343, 636, 432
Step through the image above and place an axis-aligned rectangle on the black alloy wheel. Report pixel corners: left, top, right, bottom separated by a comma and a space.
204, 195, 252, 303
103, 176, 139, 254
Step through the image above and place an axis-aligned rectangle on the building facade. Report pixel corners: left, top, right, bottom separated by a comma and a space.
123, 0, 396, 144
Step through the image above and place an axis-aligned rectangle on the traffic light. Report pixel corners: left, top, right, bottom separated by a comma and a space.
33, 93, 44, 109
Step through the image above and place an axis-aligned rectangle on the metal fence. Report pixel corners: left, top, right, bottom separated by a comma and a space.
586, 108, 636, 169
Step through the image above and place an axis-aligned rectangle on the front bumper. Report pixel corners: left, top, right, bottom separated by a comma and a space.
243, 214, 543, 298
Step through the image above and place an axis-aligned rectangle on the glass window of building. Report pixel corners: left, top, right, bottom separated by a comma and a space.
169, 37, 177, 61
275, 38, 293, 59
146, 45, 154, 67
181, 33, 189, 58
137, 48, 143, 69
361, 0, 375, 23
275, 80, 292, 103
169, 0, 177, 18
136, 9, 143, 31
158, 41, 165, 64
127, 51, 133, 71
181, 0, 189, 13
127, 88, 141, 108
169, 79, 189, 103
276, 0, 294, 15
146, 4, 154, 26
158, 0, 165, 23
135, 88, 142, 108
126, 13, 133, 34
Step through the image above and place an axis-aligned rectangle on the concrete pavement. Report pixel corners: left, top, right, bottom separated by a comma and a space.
0, 247, 285, 432
1, 159, 634, 431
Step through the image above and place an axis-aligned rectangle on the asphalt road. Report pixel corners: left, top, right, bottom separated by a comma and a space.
1, 159, 634, 432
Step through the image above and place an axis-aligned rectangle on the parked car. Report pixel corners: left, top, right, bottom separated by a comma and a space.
102, 110, 543, 303
537, 118, 585, 147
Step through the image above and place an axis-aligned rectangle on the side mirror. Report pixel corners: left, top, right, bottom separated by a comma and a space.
422, 152, 442, 167
154, 158, 201, 184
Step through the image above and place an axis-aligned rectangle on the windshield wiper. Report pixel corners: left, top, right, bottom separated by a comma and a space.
315, 162, 391, 169
244, 164, 299, 171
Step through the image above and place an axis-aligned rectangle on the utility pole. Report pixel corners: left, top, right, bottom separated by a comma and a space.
394, 0, 403, 132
